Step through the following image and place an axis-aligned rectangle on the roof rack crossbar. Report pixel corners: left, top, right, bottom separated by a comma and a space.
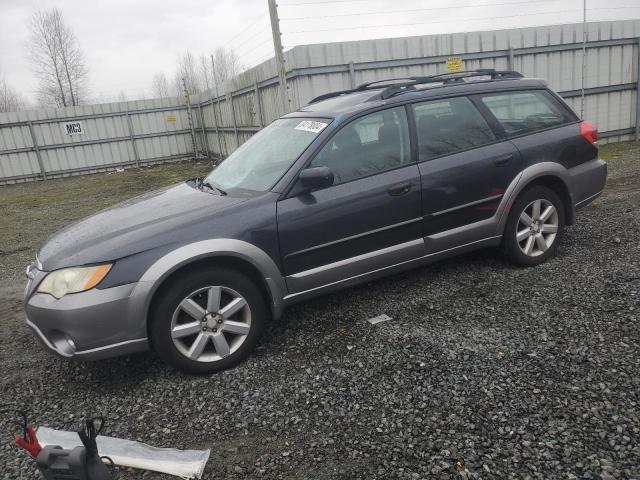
307, 69, 524, 104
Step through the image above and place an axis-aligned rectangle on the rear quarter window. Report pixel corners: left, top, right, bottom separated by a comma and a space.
478, 90, 575, 136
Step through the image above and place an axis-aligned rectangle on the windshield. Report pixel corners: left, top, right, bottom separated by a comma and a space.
204, 118, 330, 192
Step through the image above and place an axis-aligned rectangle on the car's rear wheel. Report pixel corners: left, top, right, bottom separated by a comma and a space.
502, 185, 565, 266
150, 267, 266, 374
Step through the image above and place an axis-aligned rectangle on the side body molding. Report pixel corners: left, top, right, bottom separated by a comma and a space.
126, 162, 589, 334
423, 162, 573, 253
130, 240, 288, 331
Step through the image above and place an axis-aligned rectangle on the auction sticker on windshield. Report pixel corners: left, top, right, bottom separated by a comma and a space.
294, 120, 328, 133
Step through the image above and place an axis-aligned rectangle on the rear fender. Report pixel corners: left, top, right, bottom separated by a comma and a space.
497, 162, 573, 232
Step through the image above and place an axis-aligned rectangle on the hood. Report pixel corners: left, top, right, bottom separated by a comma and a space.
38, 181, 247, 271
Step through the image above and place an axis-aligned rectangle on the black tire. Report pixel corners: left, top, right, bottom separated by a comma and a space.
502, 185, 566, 267
150, 267, 267, 374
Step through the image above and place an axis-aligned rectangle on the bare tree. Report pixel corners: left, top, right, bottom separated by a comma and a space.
0, 77, 27, 112
159, 47, 240, 98
211, 47, 240, 86
29, 7, 87, 107
30, 10, 66, 106
52, 10, 86, 105
174, 51, 203, 95
151, 72, 172, 98
199, 54, 211, 91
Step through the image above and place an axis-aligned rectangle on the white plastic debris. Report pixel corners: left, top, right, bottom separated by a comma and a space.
367, 314, 392, 325
37, 426, 210, 479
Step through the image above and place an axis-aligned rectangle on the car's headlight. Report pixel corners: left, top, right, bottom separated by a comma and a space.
37, 264, 112, 299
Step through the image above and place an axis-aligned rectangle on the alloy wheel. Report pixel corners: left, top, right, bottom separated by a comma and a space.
170, 286, 252, 363
516, 199, 559, 257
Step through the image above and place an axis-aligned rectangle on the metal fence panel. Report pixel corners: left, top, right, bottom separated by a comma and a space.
0, 96, 196, 183
2, 20, 640, 183
259, 83, 286, 124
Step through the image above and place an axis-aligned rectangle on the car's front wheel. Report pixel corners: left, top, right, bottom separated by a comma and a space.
502, 185, 566, 266
150, 267, 266, 374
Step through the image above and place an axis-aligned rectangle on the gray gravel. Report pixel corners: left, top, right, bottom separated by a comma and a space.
1, 159, 639, 479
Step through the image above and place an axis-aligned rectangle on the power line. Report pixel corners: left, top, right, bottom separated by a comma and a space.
232, 39, 271, 65
239, 38, 274, 54
243, 51, 276, 68
589, 5, 640, 10
236, 39, 271, 58
280, 0, 372, 5
281, 0, 560, 20
285, 9, 582, 35
580, 0, 586, 117
237, 45, 274, 65
236, 38, 276, 66
233, 24, 271, 52
222, 13, 268, 49
237, 24, 283, 62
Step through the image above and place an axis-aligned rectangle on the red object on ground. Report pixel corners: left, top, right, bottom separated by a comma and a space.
15, 426, 42, 458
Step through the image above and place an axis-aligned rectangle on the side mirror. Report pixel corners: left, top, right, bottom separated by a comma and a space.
298, 166, 334, 192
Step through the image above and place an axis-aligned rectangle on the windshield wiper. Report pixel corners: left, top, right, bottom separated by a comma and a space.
203, 181, 227, 196
197, 177, 227, 196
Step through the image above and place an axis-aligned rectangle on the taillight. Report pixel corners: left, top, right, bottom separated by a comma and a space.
580, 121, 598, 145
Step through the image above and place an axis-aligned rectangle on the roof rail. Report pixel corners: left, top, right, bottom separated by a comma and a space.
307, 77, 420, 104
307, 69, 524, 104
379, 69, 524, 99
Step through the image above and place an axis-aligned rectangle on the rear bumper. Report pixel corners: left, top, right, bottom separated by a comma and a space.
24, 282, 149, 360
569, 158, 607, 209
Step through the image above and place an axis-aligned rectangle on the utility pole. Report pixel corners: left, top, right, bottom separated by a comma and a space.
268, 0, 290, 114
210, 54, 225, 160
182, 77, 199, 158
580, 0, 587, 118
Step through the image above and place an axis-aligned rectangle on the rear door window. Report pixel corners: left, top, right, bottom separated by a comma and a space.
412, 96, 497, 161
478, 90, 574, 135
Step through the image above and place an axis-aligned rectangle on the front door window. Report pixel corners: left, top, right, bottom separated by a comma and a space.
309, 106, 410, 184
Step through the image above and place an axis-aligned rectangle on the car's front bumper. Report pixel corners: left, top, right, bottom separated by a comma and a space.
24, 277, 149, 360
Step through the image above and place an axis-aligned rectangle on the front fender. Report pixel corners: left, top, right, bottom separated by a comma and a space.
128, 240, 287, 335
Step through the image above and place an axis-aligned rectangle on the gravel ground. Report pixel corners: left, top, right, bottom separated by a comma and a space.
0, 145, 639, 479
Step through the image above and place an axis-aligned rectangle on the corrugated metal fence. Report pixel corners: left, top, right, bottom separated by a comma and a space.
0, 97, 198, 183
1, 19, 639, 184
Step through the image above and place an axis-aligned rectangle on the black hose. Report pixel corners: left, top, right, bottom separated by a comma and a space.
78, 417, 104, 459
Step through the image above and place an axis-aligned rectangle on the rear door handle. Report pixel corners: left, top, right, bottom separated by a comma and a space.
388, 182, 412, 196
494, 153, 514, 166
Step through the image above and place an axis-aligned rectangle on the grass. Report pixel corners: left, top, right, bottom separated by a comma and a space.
599, 140, 640, 180
0, 159, 211, 283
0, 141, 637, 285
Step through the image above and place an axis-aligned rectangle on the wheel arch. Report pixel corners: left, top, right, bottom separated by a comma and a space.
523, 175, 574, 225
499, 163, 575, 231
146, 255, 278, 347
130, 240, 287, 348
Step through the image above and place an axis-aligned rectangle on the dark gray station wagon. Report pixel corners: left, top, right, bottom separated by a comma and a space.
24, 70, 606, 373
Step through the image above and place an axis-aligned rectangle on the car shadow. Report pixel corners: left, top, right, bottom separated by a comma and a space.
55, 242, 557, 384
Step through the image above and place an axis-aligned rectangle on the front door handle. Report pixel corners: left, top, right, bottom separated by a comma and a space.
494, 153, 514, 166
388, 182, 412, 196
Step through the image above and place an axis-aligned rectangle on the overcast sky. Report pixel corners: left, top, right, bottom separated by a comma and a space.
1, 0, 639, 103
